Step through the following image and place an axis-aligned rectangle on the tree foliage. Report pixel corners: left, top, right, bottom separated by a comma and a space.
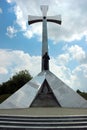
77, 89, 87, 100
0, 70, 32, 95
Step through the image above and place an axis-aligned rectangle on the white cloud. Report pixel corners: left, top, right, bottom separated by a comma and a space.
6, 0, 13, 3
71, 64, 87, 91
68, 45, 86, 63
50, 44, 87, 91
14, 5, 27, 30
23, 30, 33, 39
23, 23, 42, 40
62, 44, 87, 64
0, 48, 87, 91
0, 67, 8, 74
56, 53, 70, 65
0, 49, 41, 83
50, 58, 75, 91
6, 26, 17, 38
0, 8, 2, 14
2, 0, 87, 92
6, 0, 87, 42
50, 57, 87, 91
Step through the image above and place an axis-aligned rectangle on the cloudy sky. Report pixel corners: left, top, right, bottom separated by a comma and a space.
0, 0, 87, 91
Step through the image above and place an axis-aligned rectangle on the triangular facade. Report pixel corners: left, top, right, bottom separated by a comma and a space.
31, 79, 60, 107
0, 70, 87, 109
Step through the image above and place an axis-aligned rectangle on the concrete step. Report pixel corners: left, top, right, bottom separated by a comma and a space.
0, 115, 87, 129
1, 115, 87, 122
1, 115, 87, 119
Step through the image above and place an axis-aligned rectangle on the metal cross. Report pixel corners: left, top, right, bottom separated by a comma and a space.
28, 5, 61, 71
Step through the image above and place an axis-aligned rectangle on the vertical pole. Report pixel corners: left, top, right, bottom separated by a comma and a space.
41, 5, 49, 71
42, 17, 49, 71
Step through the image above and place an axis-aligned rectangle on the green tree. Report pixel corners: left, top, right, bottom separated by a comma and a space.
77, 89, 87, 100
77, 89, 81, 94
0, 70, 32, 95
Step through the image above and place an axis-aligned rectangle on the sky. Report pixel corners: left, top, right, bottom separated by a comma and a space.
0, 0, 87, 91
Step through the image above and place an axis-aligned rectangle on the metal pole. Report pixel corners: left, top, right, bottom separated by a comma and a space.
42, 17, 49, 71
28, 5, 61, 71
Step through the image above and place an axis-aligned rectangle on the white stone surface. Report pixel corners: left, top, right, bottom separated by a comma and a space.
0, 70, 87, 109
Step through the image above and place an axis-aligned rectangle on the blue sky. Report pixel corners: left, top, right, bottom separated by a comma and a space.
0, 0, 87, 91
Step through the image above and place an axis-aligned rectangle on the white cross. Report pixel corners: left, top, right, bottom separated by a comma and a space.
28, 5, 61, 71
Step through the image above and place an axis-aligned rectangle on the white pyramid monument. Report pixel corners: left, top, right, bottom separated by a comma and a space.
0, 5, 87, 109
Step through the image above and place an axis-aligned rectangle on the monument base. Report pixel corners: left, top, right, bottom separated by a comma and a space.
0, 108, 87, 129
0, 70, 87, 109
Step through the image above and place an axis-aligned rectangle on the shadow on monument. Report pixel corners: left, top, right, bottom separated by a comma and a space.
31, 79, 61, 107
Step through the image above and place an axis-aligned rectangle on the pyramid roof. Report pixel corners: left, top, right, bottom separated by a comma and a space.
0, 71, 87, 109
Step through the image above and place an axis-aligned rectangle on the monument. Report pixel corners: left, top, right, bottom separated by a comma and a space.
0, 5, 87, 108
28, 5, 61, 71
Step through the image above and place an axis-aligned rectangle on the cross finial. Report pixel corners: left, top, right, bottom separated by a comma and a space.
41, 5, 48, 17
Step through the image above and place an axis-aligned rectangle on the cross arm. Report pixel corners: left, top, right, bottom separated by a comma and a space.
28, 15, 42, 25
47, 15, 61, 25
28, 15, 62, 25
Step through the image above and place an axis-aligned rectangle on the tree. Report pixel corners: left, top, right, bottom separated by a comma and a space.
0, 70, 32, 95
77, 89, 81, 94
77, 89, 87, 100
